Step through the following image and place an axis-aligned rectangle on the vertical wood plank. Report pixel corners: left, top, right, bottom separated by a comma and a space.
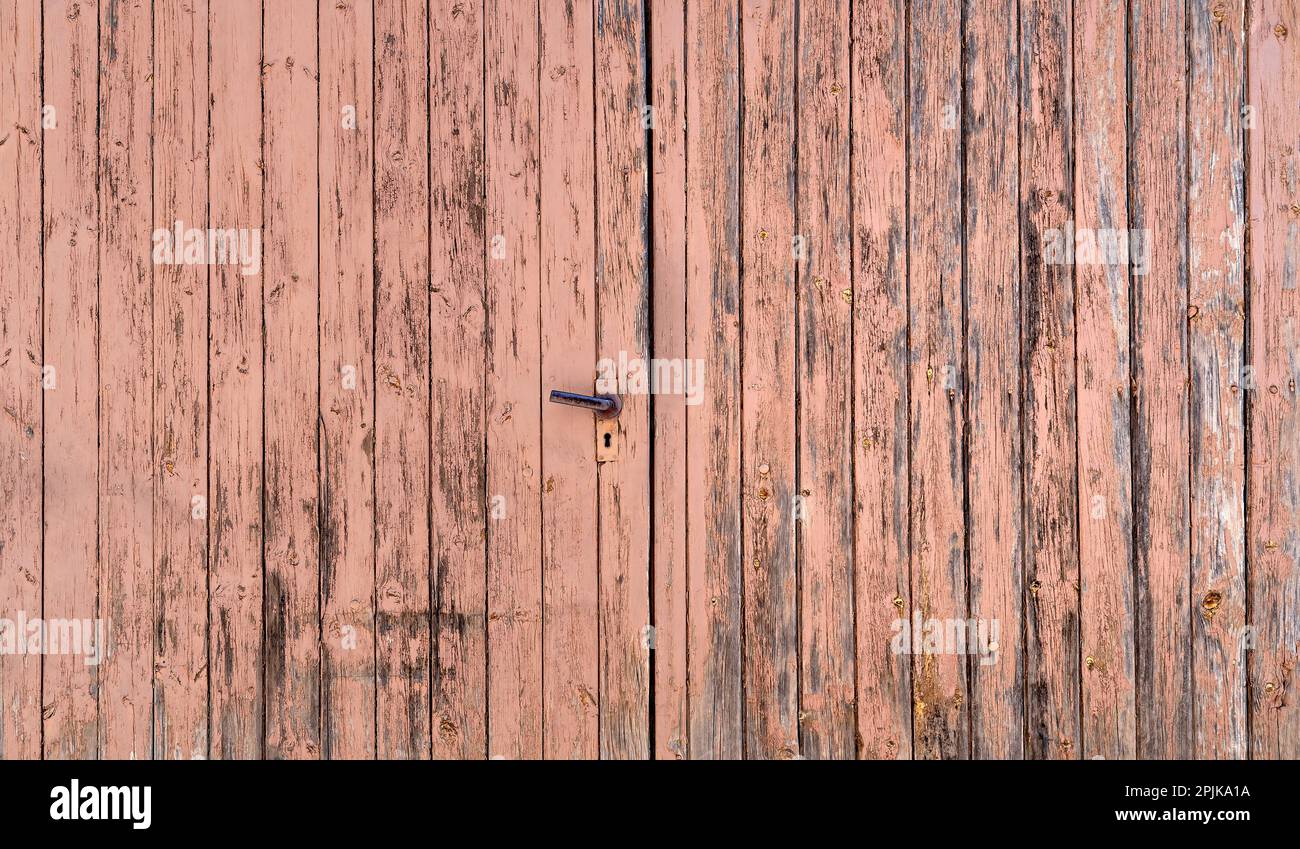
1188, 0, 1247, 760
851, 0, 912, 761
594, 0, 651, 760
685, 0, 743, 760
262, 0, 321, 759
484, 0, 543, 760
429, 0, 487, 761
42, 0, 101, 760
319, 0, 376, 760
965, 0, 1024, 759
539, 0, 598, 760
0, 0, 43, 761
153, 0, 210, 760
1020, 0, 1081, 759
648, 0, 688, 761
1074, 0, 1136, 760
208, 0, 264, 760
795, 0, 854, 760
98, 0, 155, 764
740, 0, 799, 761
1247, 0, 1300, 759
908, 0, 968, 759
373, 0, 432, 760
1130, 0, 1192, 759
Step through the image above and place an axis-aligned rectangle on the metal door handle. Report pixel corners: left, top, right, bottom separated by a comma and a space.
548, 390, 622, 420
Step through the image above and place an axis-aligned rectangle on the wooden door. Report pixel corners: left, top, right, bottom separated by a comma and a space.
3, 0, 1300, 761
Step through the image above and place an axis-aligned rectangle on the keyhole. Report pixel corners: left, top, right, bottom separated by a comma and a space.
603, 432, 612, 448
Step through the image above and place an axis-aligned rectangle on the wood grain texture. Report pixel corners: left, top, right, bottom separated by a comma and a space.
11, 0, 1300, 763
1188, 0, 1247, 760
908, 0, 968, 760
594, 0, 651, 760
965, 0, 1023, 760
208, 0, 265, 760
373, 0, 431, 760
0, 0, 42, 762
1246, 0, 1300, 759
740, 0, 799, 760
795, 0, 855, 760
684, 0, 744, 759
1020, 0, 1080, 760
851, 0, 912, 761
539, 0, 599, 760
484, 0, 543, 759
319, 0, 376, 760
1074, 0, 1136, 760
42, 0, 101, 760
152, 0, 210, 764
648, 0, 688, 761
1130, 0, 1193, 759
429, 0, 487, 762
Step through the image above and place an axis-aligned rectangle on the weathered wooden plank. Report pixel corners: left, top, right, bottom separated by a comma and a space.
795, 0, 854, 761
740, 0, 799, 761
850, 0, 911, 761
1073, 0, 1136, 760
965, 0, 1023, 760
319, 0, 376, 760
539, 0, 599, 760
684, 0, 743, 760
1130, 0, 1192, 759
152, 0, 210, 761
484, 0, 543, 760
262, 1, 322, 759
42, 0, 101, 760
373, 0, 432, 760
208, 0, 264, 761
908, 0, 968, 759
98, 0, 155, 764
594, 0, 651, 760
429, 0, 487, 761
1246, 0, 1300, 759
0, 0, 42, 761
1188, 0, 1247, 760
648, 0, 688, 761
1020, 0, 1080, 760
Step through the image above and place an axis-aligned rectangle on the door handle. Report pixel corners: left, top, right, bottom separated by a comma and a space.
548, 390, 622, 420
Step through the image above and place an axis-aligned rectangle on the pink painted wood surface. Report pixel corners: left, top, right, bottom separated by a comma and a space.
319, 0, 376, 760
430, 0, 487, 761
740, 0, 799, 760
484, 0, 543, 759
595, 0, 652, 760
6, 0, 1299, 762
965, 0, 1024, 760
373, 0, 432, 760
208, 0, 265, 760
1247, 0, 1300, 759
1188, 0, 1248, 759
153, 0, 211, 763
0, 0, 42, 761
1020, 0, 1081, 760
1074, 0, 1136, 760
648, 0, 688, 761
42, 0, 101, 759
796, 0, 855, 760
539, 0, 599, 760
851, 0, 911, 761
